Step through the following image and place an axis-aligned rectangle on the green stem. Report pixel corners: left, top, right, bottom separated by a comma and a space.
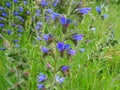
67, 0, 73, 16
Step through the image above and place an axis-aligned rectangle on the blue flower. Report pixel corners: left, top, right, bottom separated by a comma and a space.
35, 22, 42, 30
61, 66, 70, 72
68, 49, 76, 55
52, 12, 60, 20
18, 29, 23, 33
38, 74, 47, 82
0, 6, 5, 10
2, 12, 7, 17
6, 2, 11, 7
43, 34, 53, 41
79, 7, 91, 14
0, 23, 4, 28
38, 84, 45, 90
96, 6, 101, 13
13, 11, 19, 16
23, 1, 28, 4
7, 30, 12, 35
19, 7, 24, 12
60, 16, 66, 25
26, 11, 30, 15
56, 42, 70, 52
72, 34, 84, 41
41, 0, 48, 6
53, 0, 60, 7
13, 40, 19, 43
55, 76, 65, 83
13, 0, 18, 3
36, 9, 41, 16
41, 46, 49, 53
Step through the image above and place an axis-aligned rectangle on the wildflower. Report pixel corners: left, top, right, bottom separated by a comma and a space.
53, 0, 60, 7
38, 74, 47, 82
37, 36, 42, 41
6, 2, 11, 7
68, 49, 76, 55
19, 7, 24, 12
56, 42, 70, 52
36, 9, 41, 16
17, 29, 23, 33
35, 22, 42, 30
55, 76, 65, 83
41, 0, 48, 7
41, 46, 49, 53
43, 34, 53, 41
60, 66, 70, 76
72, 34, 84, 41
13, 40, 19, 43
96, 6, 101, 14
26, 11, 30, 15
13, 0, 18, 3
52, 12, 60, 20
0, 23, 4, 28
2, 12, 7, 17
0, 6, 5, 10
0, 16, 4, 20
38, 84, 45, 90
79, 7, 91, 14
7, 30, 12, 35
13, 11, 19, 16
60, 16, 72, 33
23, 1, 28, 4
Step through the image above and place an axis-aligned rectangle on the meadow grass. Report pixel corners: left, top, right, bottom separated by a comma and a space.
0, 0, 120, 90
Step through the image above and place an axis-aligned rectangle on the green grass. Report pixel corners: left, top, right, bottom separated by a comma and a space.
0, 1, 120, 90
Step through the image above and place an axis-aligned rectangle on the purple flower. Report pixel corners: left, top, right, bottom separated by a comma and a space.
23, 1, 28, 4
36, 9, 41, 16
6, 2, 11, 7
35, 22, 42, 30
96, 6, 101, 13
56, 42, 70, 52
68, 50, 76, 55
79, 7, 91, 14
72, 34, 84, 41
7, 30, 12, 35
38, 74, 47, 82
26, 11, 30, 15
13, 40, 19, 43
13, 0, 18, 3
55, 76, 65, 83
19, 7, 24, 12
52, 12, 60, 20
61, 66, 70, 72
18, 29, 23, 33
0, 6, 5, 10
0, 23, 4, 28
53, 0, 60, 6
13, 11, 19, 16
60, 16, 66, 25
38, 84, 45, 90
43, 34, 53, 41
2, 12, 7, 17
41, 0, 48, 6
41, 46, 49, 53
